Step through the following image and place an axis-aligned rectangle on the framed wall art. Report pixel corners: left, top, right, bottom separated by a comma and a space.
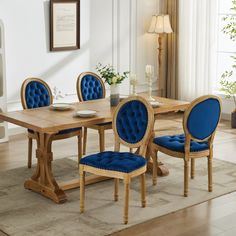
50, 0, 80, 51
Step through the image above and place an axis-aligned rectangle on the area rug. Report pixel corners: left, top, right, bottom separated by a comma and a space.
1, 154, 236, 236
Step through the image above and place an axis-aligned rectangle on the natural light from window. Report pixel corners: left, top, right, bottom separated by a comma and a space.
217, 0, 236, 91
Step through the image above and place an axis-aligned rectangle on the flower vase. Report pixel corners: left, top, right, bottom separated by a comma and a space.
110, 84, 120, 106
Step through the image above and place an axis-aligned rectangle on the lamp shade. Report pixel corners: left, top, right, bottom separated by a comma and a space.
148, 15, 173, 34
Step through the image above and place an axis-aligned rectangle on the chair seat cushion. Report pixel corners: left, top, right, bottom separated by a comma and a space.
153, 134, 209, 153
80, 151, 146, 173
28, 127, 81, 135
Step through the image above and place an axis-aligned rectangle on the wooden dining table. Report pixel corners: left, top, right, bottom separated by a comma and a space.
0, 94, 189, 203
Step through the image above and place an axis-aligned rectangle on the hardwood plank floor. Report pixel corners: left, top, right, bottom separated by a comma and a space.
0, 113, 236, 236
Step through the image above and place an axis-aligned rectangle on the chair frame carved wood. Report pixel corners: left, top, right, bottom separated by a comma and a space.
79, 96, 154, 224
21, 78, 82, 168
150, 95, 222, 196
76, 72, 112, 154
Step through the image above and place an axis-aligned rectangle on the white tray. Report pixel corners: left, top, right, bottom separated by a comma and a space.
150, 101, 162, 108
50, 103, 72, 111
75, 110, 97, 118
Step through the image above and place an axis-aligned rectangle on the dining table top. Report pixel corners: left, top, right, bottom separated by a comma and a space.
0, 94, 189, 134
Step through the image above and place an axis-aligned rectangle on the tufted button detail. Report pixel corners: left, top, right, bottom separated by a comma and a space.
116, 100, 148, 144
153, 134, 209, 153
80, 151, 146, 173
25, 81, 50, 109
81, 75, 103, 101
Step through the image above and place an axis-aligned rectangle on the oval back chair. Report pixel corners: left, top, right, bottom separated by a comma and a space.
79, 96, 154, 224
183, 95, 221, 142
151, 95, 221, 196
21, 78, 53, 109
76, 72, 111, 155
113, 97, 154, 152
77, 72, 105, 101
21, 78, 82, 168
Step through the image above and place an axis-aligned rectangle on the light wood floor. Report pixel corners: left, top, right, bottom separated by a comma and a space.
0, 113, 236, 236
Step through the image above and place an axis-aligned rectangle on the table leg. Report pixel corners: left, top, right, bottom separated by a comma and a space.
146, 132, 169, 177
24, 133, 67, 204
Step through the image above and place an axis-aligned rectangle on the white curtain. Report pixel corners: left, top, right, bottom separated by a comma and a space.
178, 0, 218, 101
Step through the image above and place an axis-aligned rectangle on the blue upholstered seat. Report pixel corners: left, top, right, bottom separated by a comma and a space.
80, 151, 146, 173
28, 127, 81, 135
79, 98, 153, 224
153, 134, 209, 153
80, 100, 149, 172
81, 75, 103, 101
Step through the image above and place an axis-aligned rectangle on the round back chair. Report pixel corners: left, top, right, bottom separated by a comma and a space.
113, 96, 154, 149
183, 95, 222, 142
76, 72, 105, 101
21, 78, 53, 109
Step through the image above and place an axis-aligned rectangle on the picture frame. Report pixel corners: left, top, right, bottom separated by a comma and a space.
50, 0, 80, 51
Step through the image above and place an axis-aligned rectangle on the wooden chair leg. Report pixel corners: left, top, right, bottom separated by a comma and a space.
140, 174, 146, 207
98, 128, 105, 152
208, 150, 213, 192
129, 148, 133, 153
191, 158, 195, 179
184, 160, 189, 197
124, 177, 130, 224
79, 166, 85, 213
114, 178, 119, 201
78, 134, 82, 168
83, 127, 87, 155
152, 151, 158, 186
28, 137, 33, 168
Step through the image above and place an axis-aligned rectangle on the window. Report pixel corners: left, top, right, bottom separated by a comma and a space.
216, 0, 236, 90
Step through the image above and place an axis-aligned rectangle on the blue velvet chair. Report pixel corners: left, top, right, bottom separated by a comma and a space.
79, 96, 154, 224
21, 78, 82, 168
76, 72, 112, 154
150, 95, 221, 196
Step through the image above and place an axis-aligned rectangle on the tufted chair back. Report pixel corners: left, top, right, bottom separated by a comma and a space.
77, 72, 105, 101
183, 95, 222, 141
21, 78, 53, 109
113, 96, 154, 150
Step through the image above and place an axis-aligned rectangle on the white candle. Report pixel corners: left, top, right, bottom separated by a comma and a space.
145, 65, 152, 76
130, 74, 137, 85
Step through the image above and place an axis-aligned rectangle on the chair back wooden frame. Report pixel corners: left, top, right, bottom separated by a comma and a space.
182, 95, 222, 161
20, 77, 82, 169
76, 72, 106, 102
76, 72, 109, 155
21, 77, 53, 109
79, 96, 155, 224
112, 96, 154, 157
151, 95, 222, 196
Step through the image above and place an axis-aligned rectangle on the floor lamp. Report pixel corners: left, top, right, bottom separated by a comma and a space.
148, 14, 173, 96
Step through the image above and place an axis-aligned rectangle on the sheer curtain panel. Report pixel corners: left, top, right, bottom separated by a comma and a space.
178, 0, 218, 101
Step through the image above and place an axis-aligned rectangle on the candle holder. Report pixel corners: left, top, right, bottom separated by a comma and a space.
130, 75, 138, 96
146, 73, 155, 102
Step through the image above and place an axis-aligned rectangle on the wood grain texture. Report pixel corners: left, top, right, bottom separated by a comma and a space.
0, 95, 189, 134
150, 95, 222, 196
0, 113, 235, 235
76, 72, 112, 154
80, 96, 154, 224
21, 78, 83, 169
0, 95, 189, 203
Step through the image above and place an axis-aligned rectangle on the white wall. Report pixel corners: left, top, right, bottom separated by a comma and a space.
0, 0, 158, 132
133, 0, 159, 92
